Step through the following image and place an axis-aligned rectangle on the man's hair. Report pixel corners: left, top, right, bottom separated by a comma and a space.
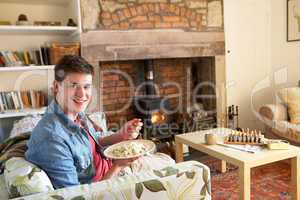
54, 55, 94, 82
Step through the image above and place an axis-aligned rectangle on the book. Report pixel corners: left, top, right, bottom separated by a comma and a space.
10, 91, 19, 109
5, 92, 14, 110
38, 48, 44, 65
23, 50, 30, 66
17, 91, 24, 110
41, 46, 49, 65
0, 92, 8, 110
1, 51, 12, 66
0, 93, 4, 111
29, 90, 36, 108
0, 52, 6, 67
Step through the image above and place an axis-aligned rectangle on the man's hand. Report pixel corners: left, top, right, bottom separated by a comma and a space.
113, 157, 139, 168
98, 118, 143, 146
119, 118, 143, 140
102, 157, 139, 180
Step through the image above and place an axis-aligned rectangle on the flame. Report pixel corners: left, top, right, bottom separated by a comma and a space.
151, 112, 166, 124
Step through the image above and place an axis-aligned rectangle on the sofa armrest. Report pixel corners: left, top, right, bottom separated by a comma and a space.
259, 104, 288, 121
13, 161, 211, 200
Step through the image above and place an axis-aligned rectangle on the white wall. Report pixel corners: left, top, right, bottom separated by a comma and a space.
271, 0, 300, 88
224, 0, 272, 129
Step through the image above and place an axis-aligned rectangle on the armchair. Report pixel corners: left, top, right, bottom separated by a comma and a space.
259, 82, 300, 145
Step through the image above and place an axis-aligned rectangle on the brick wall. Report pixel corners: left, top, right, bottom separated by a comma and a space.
96, 0, 223, 32
99, 58, 193, 128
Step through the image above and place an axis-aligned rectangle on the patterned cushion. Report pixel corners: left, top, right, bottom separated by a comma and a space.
88, 111, 115, 137
10, 115, 42, 138
278, 87, 300, 124
0, 174, 9, 200
4, 157, 54, 198
10, 160, 211, 200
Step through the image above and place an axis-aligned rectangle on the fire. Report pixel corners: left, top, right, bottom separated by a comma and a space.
151, 112, 166, 124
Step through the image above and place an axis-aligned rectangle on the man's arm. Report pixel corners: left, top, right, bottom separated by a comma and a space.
97, 118, 142, 146
98, 132, 123, 146
101, 157, 139, 180
26, 136, 79, 189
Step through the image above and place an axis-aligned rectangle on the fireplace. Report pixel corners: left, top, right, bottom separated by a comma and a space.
80, 0, 227, 134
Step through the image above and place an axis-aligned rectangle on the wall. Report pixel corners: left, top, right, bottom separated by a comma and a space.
223, 0, 272, 129
83, 0, 223, 32
270, 0, 300, 88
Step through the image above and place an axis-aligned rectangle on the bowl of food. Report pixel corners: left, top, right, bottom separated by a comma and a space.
104, 140, 155, 159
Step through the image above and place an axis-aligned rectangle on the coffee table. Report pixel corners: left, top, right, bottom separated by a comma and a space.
175, 128, 300, 200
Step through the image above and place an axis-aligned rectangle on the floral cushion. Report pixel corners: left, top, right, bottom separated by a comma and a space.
127, 153, 175, 175
0, 174, 9, 200
88, 111, 115, 137
4, 157, 54, 198
10, 115, 42, 138
11, 160, 211, 200
278, 87, 300, 124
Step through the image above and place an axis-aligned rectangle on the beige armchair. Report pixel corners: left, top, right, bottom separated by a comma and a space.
259, 82, 300, 145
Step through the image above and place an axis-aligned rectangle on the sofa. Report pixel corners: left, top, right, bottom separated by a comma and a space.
259, 82, 300, 145
0, 157, 211, 200
0, 113, 211, 199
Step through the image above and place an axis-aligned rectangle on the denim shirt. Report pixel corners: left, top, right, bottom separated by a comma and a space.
25, 100, 104, 189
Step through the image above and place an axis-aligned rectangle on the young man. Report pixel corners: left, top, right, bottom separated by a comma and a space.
25, 55, 142, 189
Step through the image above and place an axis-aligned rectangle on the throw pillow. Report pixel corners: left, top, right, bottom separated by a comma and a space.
4, 157, 54, 198
88, 112, 115, 137
10, 115, 42, 138
278, 87, 300, 124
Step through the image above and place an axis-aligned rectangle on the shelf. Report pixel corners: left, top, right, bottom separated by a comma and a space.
0, 107, 47, 119
0, 65, 55, 72
0, 25, 78, 34
0, 0, 71, 6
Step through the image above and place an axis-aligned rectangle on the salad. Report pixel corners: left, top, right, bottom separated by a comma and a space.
111, 142, 147, 158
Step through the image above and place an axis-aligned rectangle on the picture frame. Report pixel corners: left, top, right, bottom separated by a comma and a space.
287, 0, 300, 41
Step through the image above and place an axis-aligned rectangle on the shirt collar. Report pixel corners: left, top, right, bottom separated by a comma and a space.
47, 100, 85, 133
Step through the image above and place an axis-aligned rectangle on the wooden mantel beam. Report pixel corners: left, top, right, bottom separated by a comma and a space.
81, 29, 225, 61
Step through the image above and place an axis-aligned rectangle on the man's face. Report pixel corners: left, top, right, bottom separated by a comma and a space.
54, 72, 93, 118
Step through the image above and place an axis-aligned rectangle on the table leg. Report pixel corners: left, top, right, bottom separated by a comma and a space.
175, 139, 183, 163
239, 165, 250, 200
220, 160, 226, 173
291, 156, 300, 200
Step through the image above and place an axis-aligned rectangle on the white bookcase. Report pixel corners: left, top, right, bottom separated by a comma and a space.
0, 0, 81, 141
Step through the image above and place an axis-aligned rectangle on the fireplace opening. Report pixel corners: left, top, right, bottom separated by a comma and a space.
133, 59, 176, 140
182, 57, 217, 132
99, 56, 221, 158
99, 57, 219, 136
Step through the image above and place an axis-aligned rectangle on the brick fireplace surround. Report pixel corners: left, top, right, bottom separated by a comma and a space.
80, 0, 226, 129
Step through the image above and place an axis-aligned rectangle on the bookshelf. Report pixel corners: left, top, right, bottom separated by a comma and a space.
0, 107, 47, 119
0, 25, 78, 34
0, 65, 54, 72
0, 0, 81, 141
0, 0, 71, 5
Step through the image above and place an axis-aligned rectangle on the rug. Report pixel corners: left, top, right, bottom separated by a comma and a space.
200, 156, 291, 200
